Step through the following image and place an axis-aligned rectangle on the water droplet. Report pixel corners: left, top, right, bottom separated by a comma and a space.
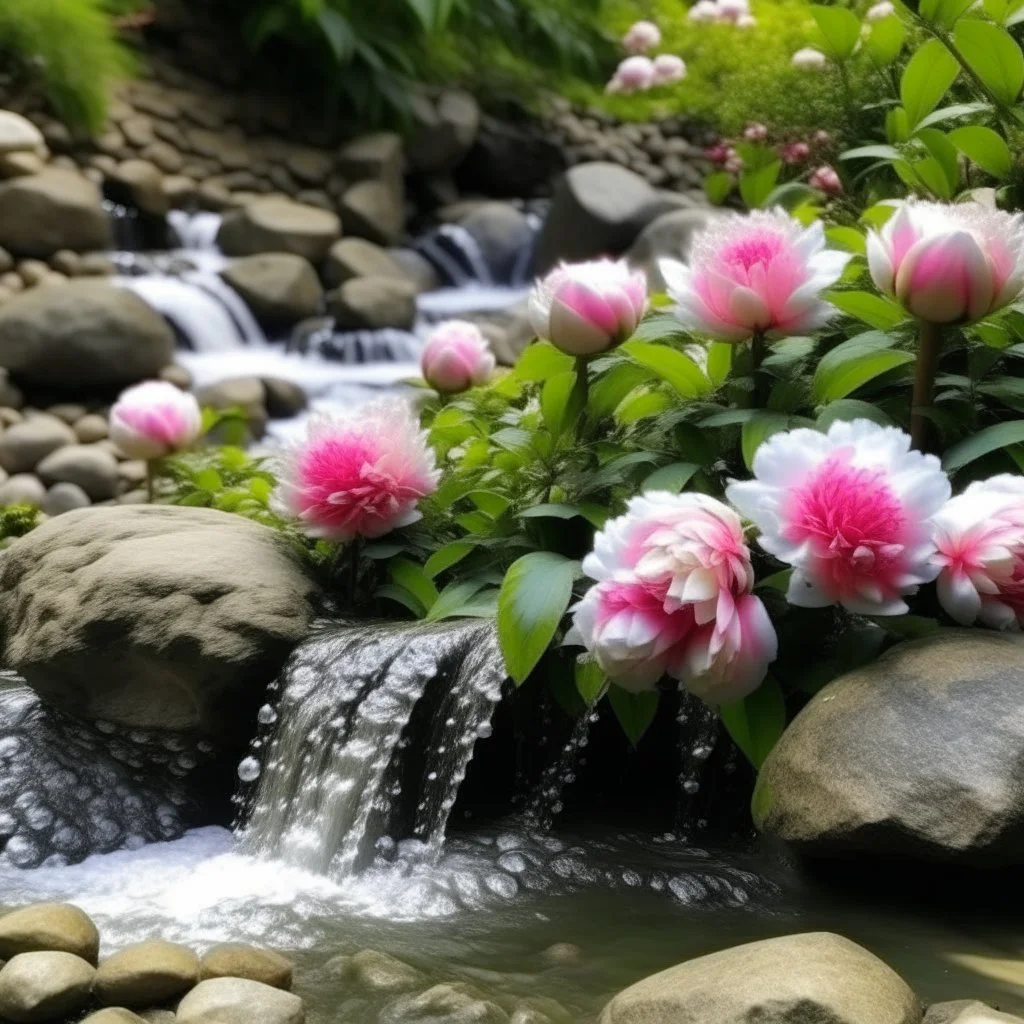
258, 704, 277, 725
237, 757, 261, 783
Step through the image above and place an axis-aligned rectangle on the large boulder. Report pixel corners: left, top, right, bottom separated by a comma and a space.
176, 978, 304, 1024
535, 162, 674, 272
406, 91, 481, 175
754, 631, 1024, 866
94, 940, 199, 1007
0, 904, 99, 963
337, 132, 404, 184
328, 277, 417, 331
0, 506, 321, 740
925, 1002, 1023, 1023
0, 951, 95, 1023
324, 239, 411, 289
107, 159, 168, 218
339, 180, 404, 247
0, 169, 111, 258
455, 116, 566, 199
459, 203, 535, 283
0, 113, 44, 156
217, 198, 340, 262
220, 254, 323, 325
627, 208, 723, 289
599, 933, 920, 1024
0, 281, 174, 394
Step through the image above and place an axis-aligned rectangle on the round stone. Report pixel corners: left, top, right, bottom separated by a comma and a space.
0, 416, 75, 474
199, 944, 293, 990
0, 903, 99, 962
74, 414, 109, 443
0, 951, 95, 1022
36, 444, 118, 501
42, 482, 91, 517
94, 939, 200, 1008
0, 474, 45, 508
81, 1011, 148, 1024
176, 978, 304, 1024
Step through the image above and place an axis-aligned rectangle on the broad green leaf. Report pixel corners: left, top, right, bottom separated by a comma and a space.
739, 160, 782, 209
631, 312, 687, 343
390, 559, 439, 611
911, 155, 955, 199
900, 39, 960, 128
515, 342, 574, 381
948, 125, 1013, 178
375, 584, 427, 618
706, 342, 734, 385
193, 468, 222, 491
826, 290, 908, 329
469, 490, 511, 518
825, 226, 867, 254
954, 19, 1024, 106
424, 541, 475, 578
720, 675, 786, 768
607, 686, 659, 747
614, 388, 673, 424
811, 4, 862, 58
864, 14, 905, 64
757, 568, 793, 592
916, 128, 961, 195
920, 0, 975, 27
588, 362, 651, 418
575, 655, 607, 705
886, 107, 911, 143
519, 503, 589, 520
580, 451, 662, 495
704, 170, 734, 205
497, 552, 579, 684
622, 341, 711, 398
426, 579, 487, 622
642, 462, 701, 493
742, 412, 791, 470
942, 420, 1024, 470
840, 144, 902, 162
541, 370, 582, 439
916, 101, 992, 131
451, 588, 500, 619
817, 399, 895, 428
316, 9, 356, 62
813, 332, 912, 402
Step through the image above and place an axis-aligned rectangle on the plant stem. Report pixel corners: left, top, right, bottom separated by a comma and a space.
751, 329, 768, 406
145, 460, 156, 503
911, 320, 943, 452
572, 356, 590, 440
348, 538, 362, 611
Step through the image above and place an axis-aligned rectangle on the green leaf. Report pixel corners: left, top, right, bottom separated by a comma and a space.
886, 108, 911, 143
622, 341, 711, 398
193, 467, 222, 491
607, 686, 659, 747
614, 388, 672, 425
811, 4, 862, 59
541, 370, 581, 439
864, 14, 905, 64
840, 144, 902, 162
519, 503, 589, 520
704, 170, 734, 205
954, 19, 1024, 106
741, 412, 791, 470
631, 312, 687, 343
316, 9, 356, 62
424, 541, 475, 578
817, 399, 895, 428
375, 584, 427, 618
575, 655, 607, 705
719, 675, 786, 768
516, 342, 574, 382
739, 160, 782, 209
390, 559, 439, 612
825, 226, 866, 255
826, 290, 908, 329
642, 462, 701, 493
948, 125, 1013, 178
469, 490, 511, 518
426, 579, 487, 622
915, 101, 992, 130
589, 362, 651, 419
497, 552, 579, 684
901, 39, 960, 128
920, 0, 975, 27
916, 128, 961, 195
706, 342, 734, 385
813, 332, 914, 402
942, 420, 1024, 470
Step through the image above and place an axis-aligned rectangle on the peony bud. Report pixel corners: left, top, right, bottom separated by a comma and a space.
809, 165, 843, 195
652, 54, 687, 85
792, 47, 828, 69
623, 20, 661, 53
688, 1, 721, 21
743, 122, 769, 142
866, 1, 896, 19
782, 141, 811, 165
421, 320, 496, 394
608, 56, 656, 94
109, 380, 202, 461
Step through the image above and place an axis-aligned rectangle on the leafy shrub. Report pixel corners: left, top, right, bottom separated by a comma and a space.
0, 0, 137, 135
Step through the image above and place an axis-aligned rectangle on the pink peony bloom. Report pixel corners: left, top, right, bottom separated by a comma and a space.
570, 492, 777, 701
529, 259, 648, 357
782, 141, 811, 165
744, 122, 769, 142
659, 209, 852, 342
623, 20, 662, 53
727, 419, 951, 615
109, 380, 202, 460
273, 398, 440, 542
608, 56, 656, 94
421, 320, 495, 394
653, 54, 687, 85
932, 475, 1024, 629
866, 0, 896, 19
809, 164, 843, 195
689, 0, 721, 21
792, 47, 828, 69
867, 200, 1024, 324
716, 0, 751, 23
705, 143, 731, 164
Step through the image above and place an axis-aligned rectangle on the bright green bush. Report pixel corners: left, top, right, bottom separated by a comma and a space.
0, 0, 137, 135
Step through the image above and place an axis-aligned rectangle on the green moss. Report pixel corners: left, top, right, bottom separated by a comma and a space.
0, 0, 136, 135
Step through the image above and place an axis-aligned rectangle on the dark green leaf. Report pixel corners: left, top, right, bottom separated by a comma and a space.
742, 412, 791, 470
519, 503, 589, 520
622, 341, 711, 398
827, 290, 908, 329
954, 19, 1024, 106
376, 584, 427, 618
901, 39, 960, 127
719, 675, 786, 768
704, 170, 734, 205
817, 399, 895, 428
739, 160, 782, 209
390, 559, 439, 611
642, 462, 701, 493
424, 541, 475, 578
607, 686, 659, 747
426, 579, 487, 621
943, 420, 1024, 470
948, 125, 1013, 178
575, 655, 608, 705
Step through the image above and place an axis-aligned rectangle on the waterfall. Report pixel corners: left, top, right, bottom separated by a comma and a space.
168, 210, 223, 252
238, 619, 505, 879
103, 200, 145, 252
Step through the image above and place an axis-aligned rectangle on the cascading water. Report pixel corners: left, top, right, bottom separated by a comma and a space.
238, 619, 505, 879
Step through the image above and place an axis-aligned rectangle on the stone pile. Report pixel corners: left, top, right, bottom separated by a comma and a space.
0, 902, 302, 1024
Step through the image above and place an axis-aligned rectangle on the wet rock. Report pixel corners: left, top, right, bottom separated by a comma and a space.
626, 208, 722, 289
599, 933, 920, 1024
0, 281, 174, 394
407, 91, 481, 175
925, 1002, 1023, 1023
200, 944, 293, 990
0, 505, 321, 740
328, 277, 417, 331
339, 180, 404, 247
196, 377, 268, 440
261, 378, 307, 420
77, 254, 117, 277
541, 943, 583, 966
0, 170, 111, 259
0, 153, 42, 180
94, 939, 199, 1007
337, 132, 404, 183
381, 983, 509, 1024
460, 203, 535, 283
0, 113, 44, 156
754, 631, 1024, 866
329, 950, 425, 994
455, 116, 565, 198
286, 148, 335, 186
324, 238, 410, 288
0, 474, 45, 508
220, 255, 323, 325
0, 903, 99, 962
36, 445, 119, 501
43, 482, 91, 517
176, 977, 304, 1024
0, 951, 95, 1022
390, 249, 443, 293
82, 1010, 149, 1024
0, 416, 75, 474
535, 162, 672, 272
109, 160, 168, 218
217, 197, 340, 262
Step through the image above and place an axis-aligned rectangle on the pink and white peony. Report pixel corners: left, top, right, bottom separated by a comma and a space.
716, 0, 752, 23
570, 492, 777, 702
109, 380, 202, 460
867, 200, 1024, 324
866, 1, 896, 19
660, 209, 851, 342
529, 259, 647, 357
743, 122, 769, 142
727, 419, 951, 615
607, 56, 656, 94
623, 20, 662, 53
273, 397, 440, 541
792, 47, 828, 69
421, 320, 495, 394
932, 475, 1024, 629
688, 1, 721, 21
652, 54, 687, 85
809, 165, 843, 195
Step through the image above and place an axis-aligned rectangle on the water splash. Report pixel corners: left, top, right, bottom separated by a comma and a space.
238, 620, 506, 879
168, 210, 223, 252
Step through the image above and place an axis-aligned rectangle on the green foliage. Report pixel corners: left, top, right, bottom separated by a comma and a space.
0, 504, 40, 546
0, 0, 136, 134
